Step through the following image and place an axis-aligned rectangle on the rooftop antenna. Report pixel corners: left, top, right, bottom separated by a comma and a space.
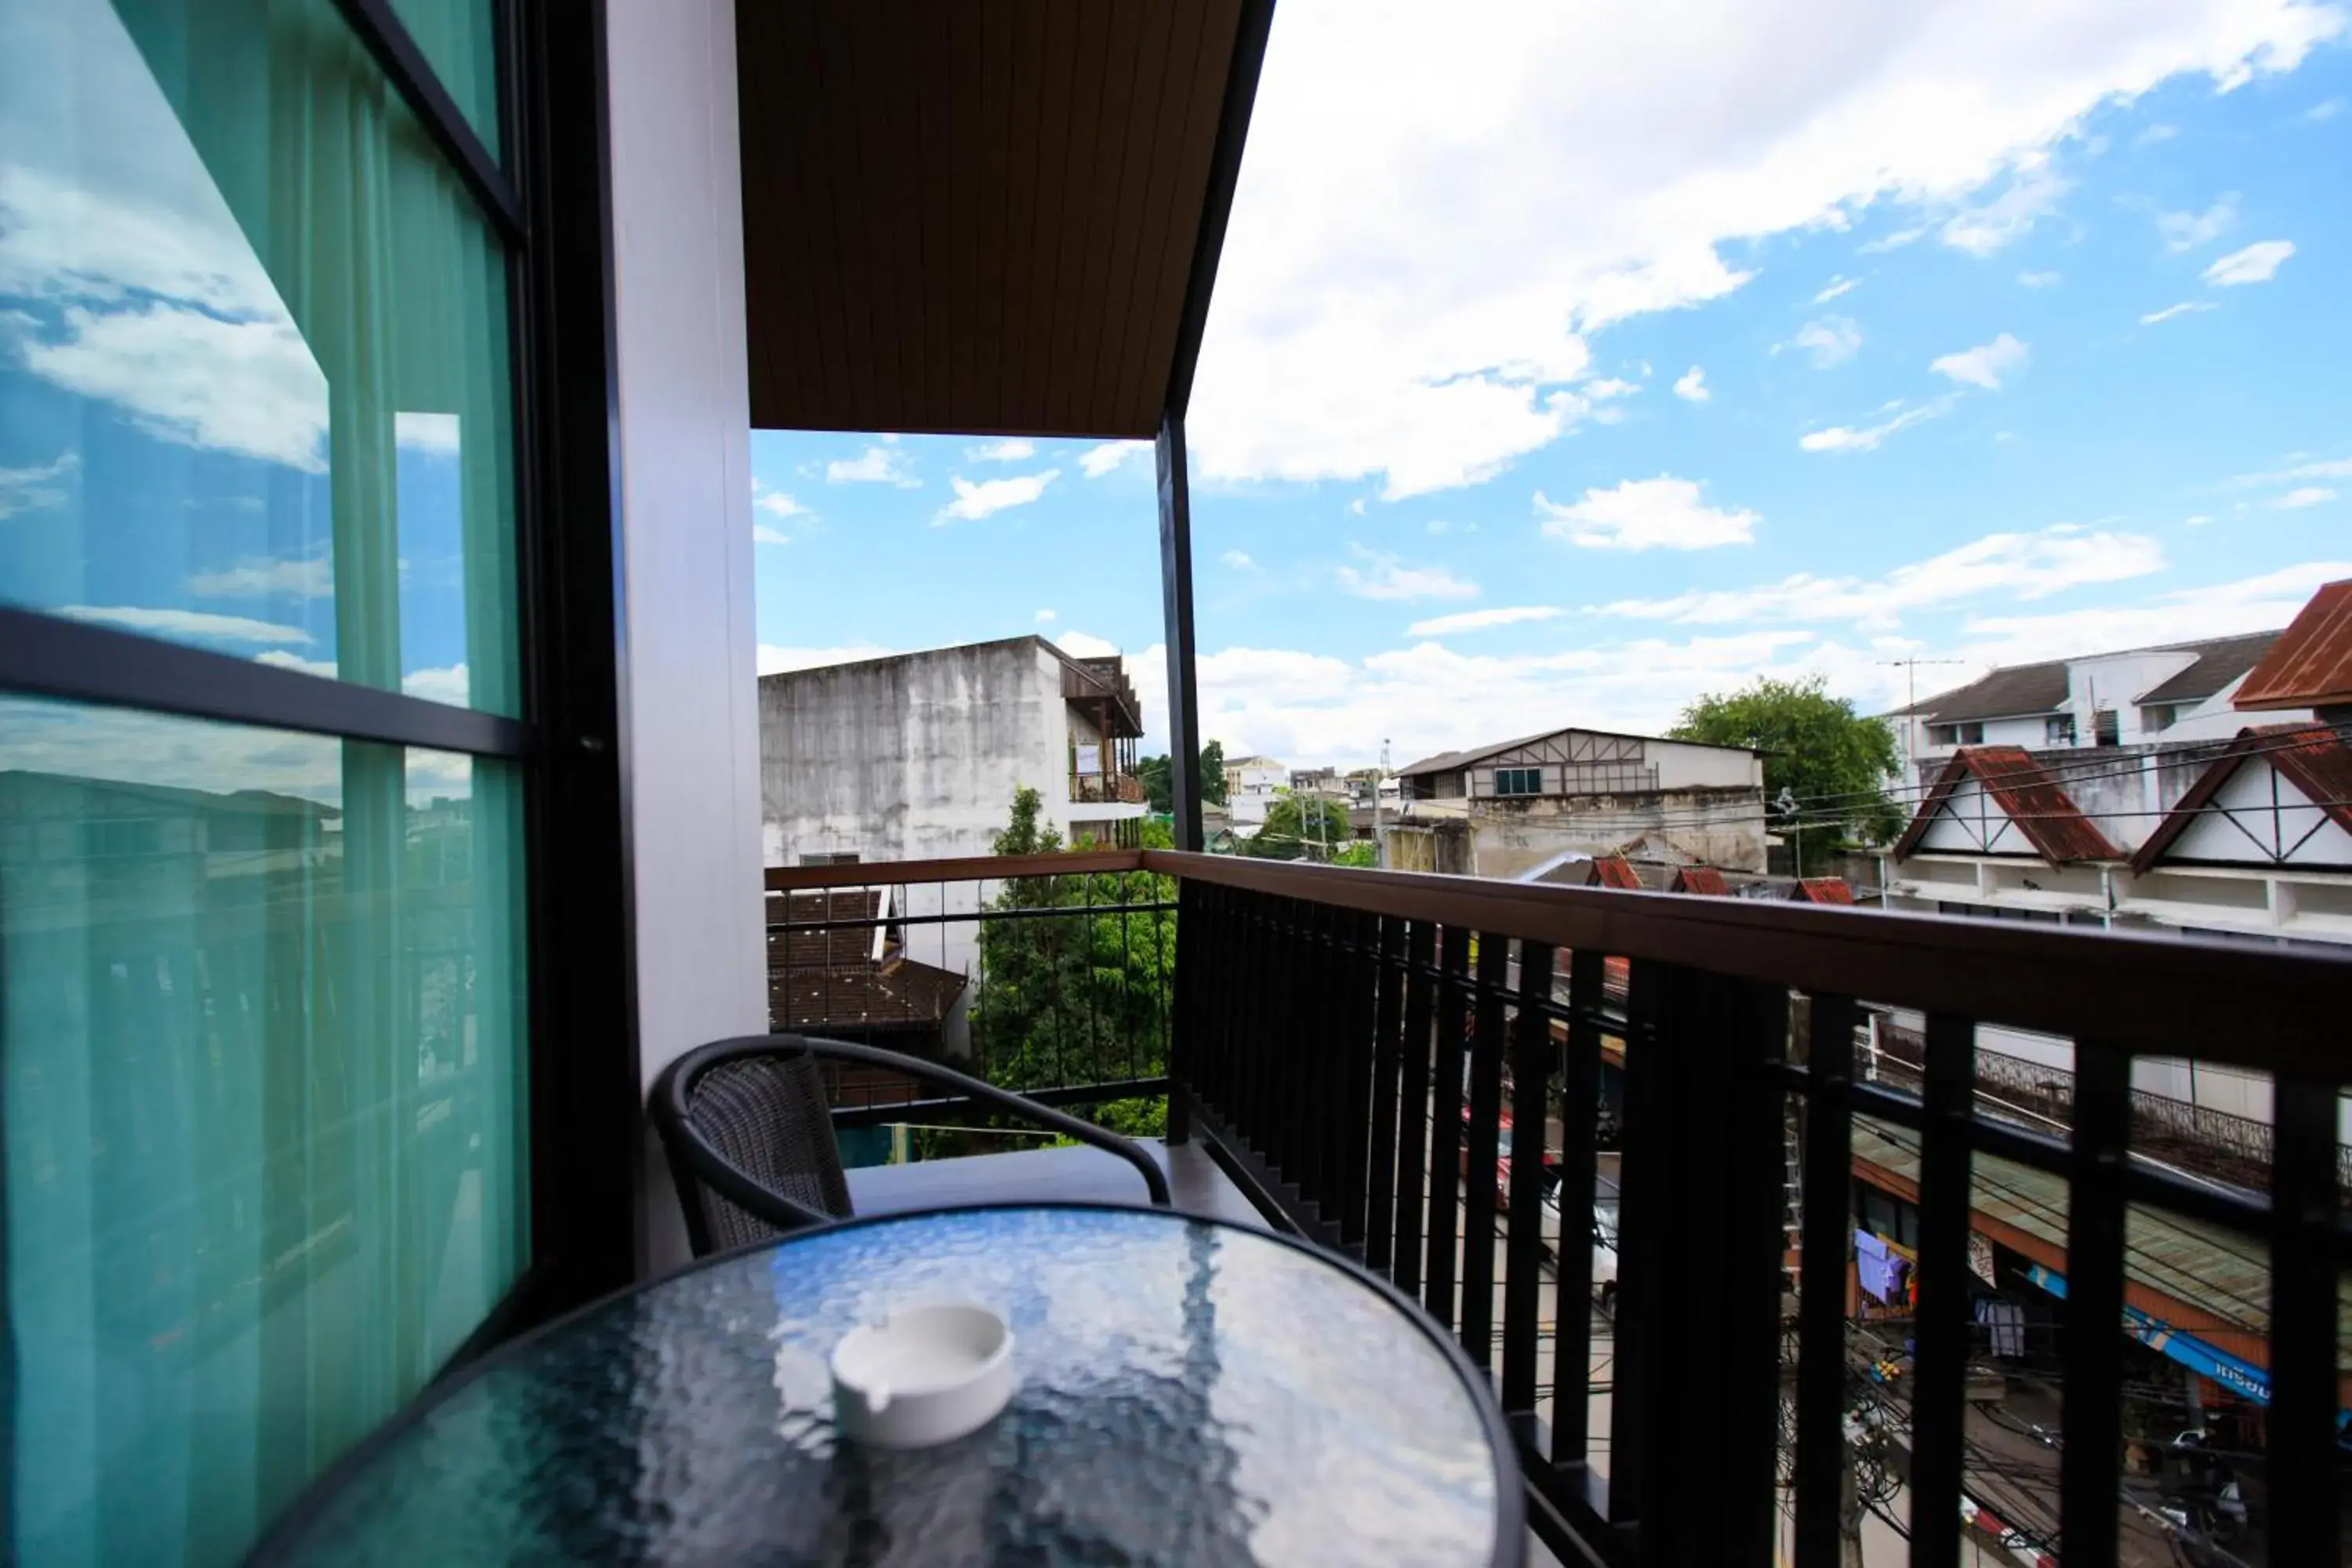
1880, 657, 1965, 778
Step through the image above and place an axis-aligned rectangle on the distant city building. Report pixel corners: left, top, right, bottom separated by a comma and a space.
1388, 726, 1766, 877
1221, 753, 1286, 797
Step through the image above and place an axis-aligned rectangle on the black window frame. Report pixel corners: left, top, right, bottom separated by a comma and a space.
1494, 766, 1543, 797
0, 0, 638, 1381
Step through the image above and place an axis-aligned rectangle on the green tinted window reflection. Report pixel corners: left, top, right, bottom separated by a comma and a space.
0, 696, 528, 1565
387, 0, 504, 161
0, 0, 520, 715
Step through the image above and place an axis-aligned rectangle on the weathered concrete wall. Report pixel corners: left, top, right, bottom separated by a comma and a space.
1466, 787, 1765, 878
758, 638, 1068, 866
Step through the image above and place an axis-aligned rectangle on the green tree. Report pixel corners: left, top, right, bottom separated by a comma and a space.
958, 787, 1175, 1152
1243, 793, 1355, 860
1669, 675, 1902, 874
1137, 743, 1229, 812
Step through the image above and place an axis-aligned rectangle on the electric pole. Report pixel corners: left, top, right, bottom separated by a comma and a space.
1878, 657, 1963, 783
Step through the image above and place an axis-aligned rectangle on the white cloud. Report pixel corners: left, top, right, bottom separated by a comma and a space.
2017, 270, 2061, 287
1938, 157, 2070, 256
967, 438, 1036, 463
756, 643, 895, 676
2139, 300, 2216, 325
1595, 522, 2167, 630
1958, 560, 2352, 666
1221, 550, 1260, 570
933, 468, 1059, 524
1672, 365, 1710, 402
60, 604, 312, 644
752, 524, 792, 545
2202, 238, 2294, 285
1424, 517, 1477, 535
1859, 226, 1929, 254
1336, 547, 1478, 601
395, 412, 461, 456
401, 663, 470, 707
1798, 394, 1958, 452
2136, 122, 2180, 145
1812, 277, 1857, 304
2227, 454, 2352, 488
1054, 630, 1120, 658
0, 449, 77, 518
1036, 608, 1057, 622
1186, 2, 2343, 501
1079, 441, 1147, 478
826, 445, 920, 486
754, 488, 810, 518
2303, 94, 2347, 121
186, 554, 334, 599
1929, 332, 2028, 390
1535, 476, 1758, 550
255, 650, 339, 679
1784, 316, 1863, 368
1406, 605, 1564, 636
2157, 193, 2237, 250
2274, 485, 2336, 508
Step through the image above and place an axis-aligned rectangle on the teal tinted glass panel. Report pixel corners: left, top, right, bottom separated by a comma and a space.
385, 0, 503, 162
0, 695, 529, 1566
0, 0, 521, 716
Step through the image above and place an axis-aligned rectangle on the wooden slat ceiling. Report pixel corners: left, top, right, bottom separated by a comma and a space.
736, 0, 1254, 439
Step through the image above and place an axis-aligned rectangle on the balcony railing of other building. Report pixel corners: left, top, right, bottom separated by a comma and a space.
1068, 771, 1147, 805
757, 847, 2349, 1568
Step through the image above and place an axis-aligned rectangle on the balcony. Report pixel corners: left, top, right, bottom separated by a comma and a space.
770, 849, 2352, 1567
1069, 771, 1149, 806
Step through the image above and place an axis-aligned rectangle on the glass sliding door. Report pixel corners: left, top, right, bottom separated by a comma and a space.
0, 1, 553, 1561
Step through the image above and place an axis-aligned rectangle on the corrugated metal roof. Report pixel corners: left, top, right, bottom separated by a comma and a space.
2132, 723, 2352, 871
1589, 853, 1642, 890
1898, 659, 2071, 723
1853, 1120, 2352, 1358
1794, 877, 1853, 905
1672, 866, 1731, 895
1892, 746, 2122, 865
2234, 578, 2352, 710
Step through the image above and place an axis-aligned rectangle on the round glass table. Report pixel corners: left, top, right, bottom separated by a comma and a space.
258, 1204, 1523, 1566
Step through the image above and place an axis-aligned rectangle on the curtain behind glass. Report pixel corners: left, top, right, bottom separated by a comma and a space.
1, 2, 524, 1563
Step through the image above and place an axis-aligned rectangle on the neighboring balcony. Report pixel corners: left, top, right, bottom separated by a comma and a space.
762, 849, 2350, 1568
1069, 770, 1148, 805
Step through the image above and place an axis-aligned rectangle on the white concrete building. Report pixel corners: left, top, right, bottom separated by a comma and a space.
1221, 753, 1287, 799
1889, 630, 2295, 785
1389, 727, 1766, 878
759, 636, 1148, 866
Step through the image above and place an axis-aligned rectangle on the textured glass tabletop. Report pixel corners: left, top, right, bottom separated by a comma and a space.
267, 1205, 1514, 1566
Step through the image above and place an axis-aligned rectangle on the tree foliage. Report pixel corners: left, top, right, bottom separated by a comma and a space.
1242, 793, 1355, 860
1668, 675, 1902, 873
961, 788, 1175, 1146
1137, 742, 1229, 812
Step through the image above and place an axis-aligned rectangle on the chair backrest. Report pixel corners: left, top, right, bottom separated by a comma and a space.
661, 1044, 854, 1254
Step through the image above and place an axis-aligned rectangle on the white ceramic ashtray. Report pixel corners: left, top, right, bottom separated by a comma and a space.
829, 1301, 1016, 1449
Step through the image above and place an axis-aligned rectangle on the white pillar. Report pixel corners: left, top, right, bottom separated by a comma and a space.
605, 0, 768, 1103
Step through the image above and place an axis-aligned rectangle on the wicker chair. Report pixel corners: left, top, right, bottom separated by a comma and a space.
652, 1033, 1174, 1255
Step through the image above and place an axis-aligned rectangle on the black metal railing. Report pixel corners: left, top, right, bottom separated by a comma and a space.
1153, 851, 2350, 1568
762, 852, 1176, 1134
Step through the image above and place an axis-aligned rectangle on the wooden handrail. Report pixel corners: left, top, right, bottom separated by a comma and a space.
764, 849, 1145, 891
1145, 850, 2352, 1076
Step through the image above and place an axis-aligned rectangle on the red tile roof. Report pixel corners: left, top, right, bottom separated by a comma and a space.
1672, 865, 1731, 895
1794, 878, 1854, 905
1891, 746, 2123, 865
1588, 853, 1642, 889
2234, 578, 2352, 711
2131, 724, 2352, 871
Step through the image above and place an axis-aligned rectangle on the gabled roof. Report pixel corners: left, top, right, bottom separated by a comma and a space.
1896, 660, 2070, 723
1395, 725, 1755, 778
1892, 746, 2123, 865
1793, 878, 1854, 906
1672, 866, 1730, 896
2130, 724, 2352, 872
2136, 630, 2281, 706
2234, 579, 2352, 711
1588, 853, 1642, 890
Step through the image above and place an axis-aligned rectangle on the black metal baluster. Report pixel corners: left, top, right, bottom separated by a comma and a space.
1365, 916, 1405, 1273
2267, 1069, 2340, 1568
1461, 932, 1509, 1370
1337, 909, 1377, 1258
1296, 900, 1331, 1219
2058, 1040, 2129, 1568
1393, 920, 1436, 1300
1550, 946, 1602, 1475
1165, 877, 1200, 1142
1608, 957, 1663, 1530
1792, 993, 1857, 1568
1502, 940, 1555, 1421
1906, 1012, 1975, 1568
1425, 921, 1471, 1328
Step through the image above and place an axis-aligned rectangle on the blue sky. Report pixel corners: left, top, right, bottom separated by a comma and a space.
753, 4, 2352, 768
